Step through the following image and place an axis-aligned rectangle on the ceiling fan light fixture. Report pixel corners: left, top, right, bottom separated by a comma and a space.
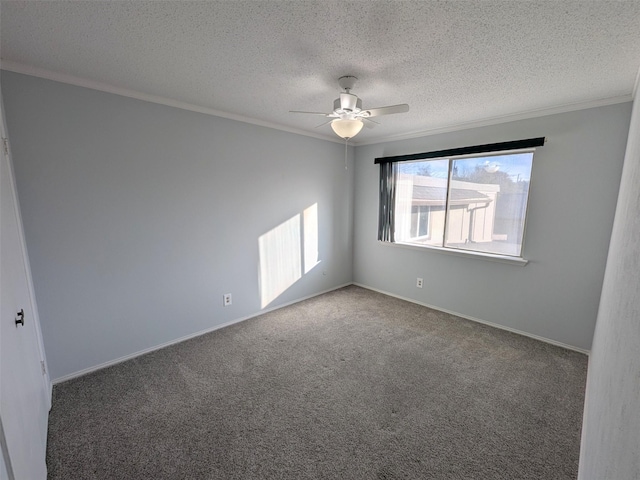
331, 118, 364, 139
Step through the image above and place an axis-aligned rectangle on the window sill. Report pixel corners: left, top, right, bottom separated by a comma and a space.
379, 241, 529, 266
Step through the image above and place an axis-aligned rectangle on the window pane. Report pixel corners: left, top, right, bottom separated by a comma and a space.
394, 159, 449, 246
445, 153, 533, 256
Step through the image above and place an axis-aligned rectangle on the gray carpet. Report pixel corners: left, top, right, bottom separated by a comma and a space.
46, 285, 588, 479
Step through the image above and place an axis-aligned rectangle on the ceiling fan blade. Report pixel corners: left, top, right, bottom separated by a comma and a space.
289, 110, 332, 116
361, 104, 410, 117
362, 117, 379, 129
315, 119, 333, 128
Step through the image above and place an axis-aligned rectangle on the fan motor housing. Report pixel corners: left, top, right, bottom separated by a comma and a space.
334, 93, 362, 114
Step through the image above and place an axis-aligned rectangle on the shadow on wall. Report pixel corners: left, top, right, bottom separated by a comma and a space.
258, 203, 320, 308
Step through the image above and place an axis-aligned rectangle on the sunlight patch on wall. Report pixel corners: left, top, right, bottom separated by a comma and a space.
303, 203, 319, 274
259, 203, 320, 308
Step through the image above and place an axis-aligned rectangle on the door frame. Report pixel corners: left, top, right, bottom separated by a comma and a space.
0, 98, 51, 406
0, 81, 52, 479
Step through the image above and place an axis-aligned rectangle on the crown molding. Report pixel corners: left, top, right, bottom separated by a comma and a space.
0, 60, 634, 148
0, 60, 344, 145
354, 94, 633, 146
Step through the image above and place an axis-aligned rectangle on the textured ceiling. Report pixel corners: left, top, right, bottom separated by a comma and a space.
1, 1, 640, 144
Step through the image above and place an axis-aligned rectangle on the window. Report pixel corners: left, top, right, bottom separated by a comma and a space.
410, 205, 431, 238
377, 138, 544, 259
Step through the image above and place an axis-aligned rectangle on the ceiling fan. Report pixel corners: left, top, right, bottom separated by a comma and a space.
290, 76, 409, 140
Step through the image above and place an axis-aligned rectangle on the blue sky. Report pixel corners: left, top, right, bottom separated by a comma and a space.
399, 152, 534, 182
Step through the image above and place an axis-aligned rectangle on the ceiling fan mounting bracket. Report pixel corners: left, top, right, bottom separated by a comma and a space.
338, 75, 358, 92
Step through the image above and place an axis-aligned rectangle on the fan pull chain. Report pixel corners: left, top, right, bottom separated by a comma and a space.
344, 138, 348, 170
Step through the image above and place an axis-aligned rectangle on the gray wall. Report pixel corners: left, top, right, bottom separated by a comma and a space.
353, 103, 631, 351
2, 72, 354, 381
578, 87, 640, 478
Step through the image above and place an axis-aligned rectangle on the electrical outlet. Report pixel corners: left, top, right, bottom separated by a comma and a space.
416, 278, 423, 288
223, 293, 232, 306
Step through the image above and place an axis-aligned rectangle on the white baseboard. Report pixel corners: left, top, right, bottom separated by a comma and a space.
54, 280, 588, 383
352, 283, 590, 355
52, 282, 353, 384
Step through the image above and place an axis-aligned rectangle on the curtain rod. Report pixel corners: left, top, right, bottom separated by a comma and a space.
374, 137, 546, 164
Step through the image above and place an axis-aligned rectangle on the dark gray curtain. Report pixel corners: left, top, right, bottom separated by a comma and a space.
378, 161, 397, 242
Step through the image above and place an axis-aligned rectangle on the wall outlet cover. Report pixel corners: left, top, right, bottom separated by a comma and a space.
223, 293, 232, 306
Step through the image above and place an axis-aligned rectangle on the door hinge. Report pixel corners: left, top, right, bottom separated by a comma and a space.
2, 137, 8, 156
40, 361, 46, 375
